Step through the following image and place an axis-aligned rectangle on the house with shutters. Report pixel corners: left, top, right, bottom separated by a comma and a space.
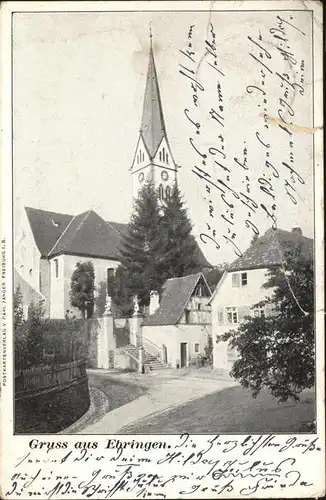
210, 227, 313, 371
142, 272, 212, 369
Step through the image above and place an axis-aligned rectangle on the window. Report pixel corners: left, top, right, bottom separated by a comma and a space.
194, 343, 200, 353
29, 268, 32, 276
218, 310, 224, 324
159, 151, 162, 161
54, 259, 59, 278
232, 272, 248, 287
162, 147, 165, 161
241, 272, 248, 286
107, 268, 115, 292
159, 184, 164, 200
197, 303, 201, 311
253, 307, 265, 318
226, 307, 238, 324
165, 185, 171, 198
166, 153, 169, 163
185, 310, 190, 324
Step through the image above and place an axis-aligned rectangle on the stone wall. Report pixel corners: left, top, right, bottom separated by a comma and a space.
15, 376, 90, 434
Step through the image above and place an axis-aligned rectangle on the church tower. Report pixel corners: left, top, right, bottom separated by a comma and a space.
131, 30, 178, 202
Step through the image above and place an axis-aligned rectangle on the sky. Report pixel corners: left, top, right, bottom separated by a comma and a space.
13, 9, 314, 265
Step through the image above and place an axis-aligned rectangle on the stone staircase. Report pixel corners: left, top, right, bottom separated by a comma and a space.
115, 344, 169, 371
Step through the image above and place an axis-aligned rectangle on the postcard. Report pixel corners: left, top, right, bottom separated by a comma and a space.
1, 1, 324, 498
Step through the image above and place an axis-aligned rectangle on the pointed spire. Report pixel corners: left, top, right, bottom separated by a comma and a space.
140, 30, 167, 158
149, 22, 153, 47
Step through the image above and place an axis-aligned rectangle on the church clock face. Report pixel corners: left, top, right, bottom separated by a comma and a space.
161, 170, 169, 181
138, 172, 144, 183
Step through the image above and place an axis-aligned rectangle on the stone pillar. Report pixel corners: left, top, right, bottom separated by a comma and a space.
131, 295, 143, 347
138, 346, 144, 373
130, 314, 142, 347
213, 339, 229, 370
97, 295, 114, 369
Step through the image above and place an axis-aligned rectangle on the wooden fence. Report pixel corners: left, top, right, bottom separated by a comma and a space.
15, 359, 87, 396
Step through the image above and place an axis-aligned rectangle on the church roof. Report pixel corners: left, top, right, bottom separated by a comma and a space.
25, 207, 124, 260
140, 45, 167, 158
25, 206, 211, 266
143, 272, 212, 326
25, 207, 73, 257
228, 227, 313, 272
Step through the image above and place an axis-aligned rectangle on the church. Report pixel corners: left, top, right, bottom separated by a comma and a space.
14, 37, 211, 319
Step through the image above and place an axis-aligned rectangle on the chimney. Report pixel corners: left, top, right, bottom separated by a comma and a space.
149, 290, 160, 315
292, 227, 302, 236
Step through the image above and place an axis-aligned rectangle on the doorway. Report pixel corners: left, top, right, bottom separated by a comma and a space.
162, 344, 168, 364
180, 342, 188, 368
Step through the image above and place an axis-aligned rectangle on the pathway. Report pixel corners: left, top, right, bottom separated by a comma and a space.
80, 369, 236, 434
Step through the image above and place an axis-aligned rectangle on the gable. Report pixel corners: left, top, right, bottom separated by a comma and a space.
131, 135, 151, 172
143, 272, 211, 326
25, 207, 73, 257
153, 136, 176, 170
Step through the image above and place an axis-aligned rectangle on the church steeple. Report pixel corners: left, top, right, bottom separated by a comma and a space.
140, 30, 167, 158
131, 28, 178, 202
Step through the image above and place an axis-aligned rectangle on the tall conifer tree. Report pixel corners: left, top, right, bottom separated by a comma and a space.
158, 184, 199, 281
118, 182, 163, 307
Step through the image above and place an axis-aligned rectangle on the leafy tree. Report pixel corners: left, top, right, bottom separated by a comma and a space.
217, 248, 314, 402
157, 184, 200, 281
118, 182, 164, 308
69, 261, 95, 318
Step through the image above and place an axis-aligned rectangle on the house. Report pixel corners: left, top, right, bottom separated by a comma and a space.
14, 36, 211, 319
142, 272, 212, 368
209, 227, 314, 371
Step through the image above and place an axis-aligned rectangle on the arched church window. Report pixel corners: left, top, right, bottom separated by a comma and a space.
165, 185, 171, 198
159, 151, 162, 161
166, 153, 169, 163
162, 147, 165, 161
159, 184, 164, 200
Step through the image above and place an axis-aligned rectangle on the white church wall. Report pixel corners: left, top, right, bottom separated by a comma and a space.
14, 208, 41, 292
62, 254, 120, 318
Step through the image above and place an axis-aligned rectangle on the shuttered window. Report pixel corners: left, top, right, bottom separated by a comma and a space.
232, 273, 240, 287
